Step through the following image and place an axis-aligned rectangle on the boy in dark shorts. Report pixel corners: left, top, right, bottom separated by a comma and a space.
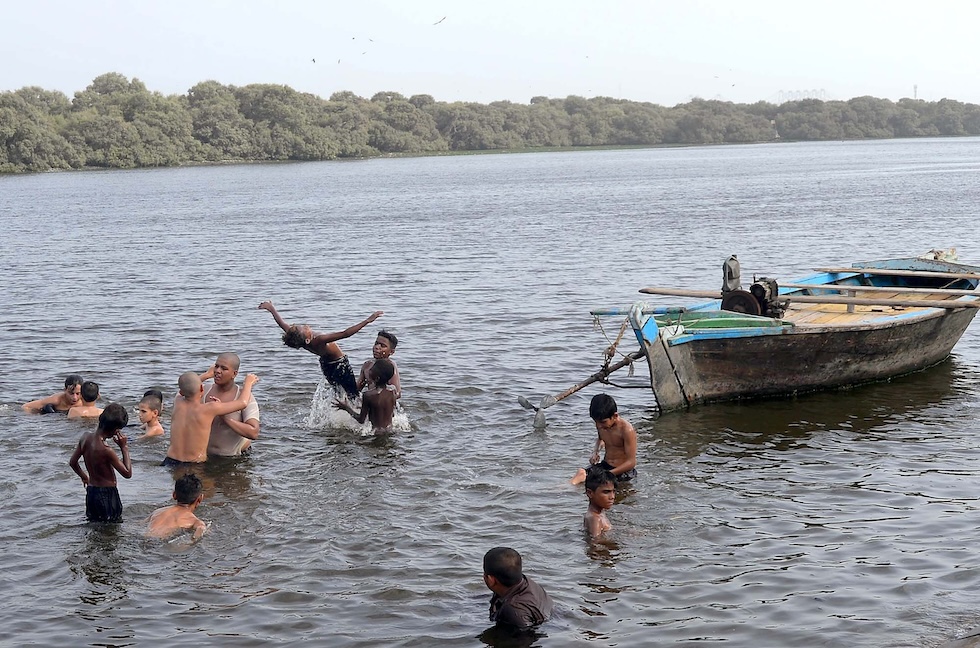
334, 358, 397, 434
258, 300, 382, 400
68, 403, 133, 522
570, 393, 637, 485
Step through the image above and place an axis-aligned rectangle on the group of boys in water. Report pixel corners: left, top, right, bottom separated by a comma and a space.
23, 300, 639, 633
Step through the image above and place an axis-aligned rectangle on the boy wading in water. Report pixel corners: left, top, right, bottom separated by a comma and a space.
570, 393, 637, 485
583, 466, 616, 537
258, 300, 382, 400
334, 358, 397, 435
68, 403, 133, 522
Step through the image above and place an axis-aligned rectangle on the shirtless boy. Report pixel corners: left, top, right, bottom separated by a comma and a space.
258, 300, 382, 400
137, 393, 165, 439
146, 473, 208, 542
334, 358, 397, 435
68, 403, 133, 522
357, 330, 401, 399
584, 466, 616, 537
23, 374, 83, 413
68, 381, 104, 419
570, 393, 637, 485
163, 371, 259, 466
198, 353, 260, 457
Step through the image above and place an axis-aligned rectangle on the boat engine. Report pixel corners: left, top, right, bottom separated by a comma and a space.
749, 277, 786, 318
719, 268, 787, 318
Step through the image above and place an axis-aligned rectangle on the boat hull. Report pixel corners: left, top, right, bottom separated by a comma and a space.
645, 307, 978, 411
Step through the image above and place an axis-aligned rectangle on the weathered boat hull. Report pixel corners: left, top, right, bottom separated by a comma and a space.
615, 256, 980, 412
644, 307, 977, 411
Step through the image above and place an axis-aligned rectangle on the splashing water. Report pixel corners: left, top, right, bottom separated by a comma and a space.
303, 380, 410, 433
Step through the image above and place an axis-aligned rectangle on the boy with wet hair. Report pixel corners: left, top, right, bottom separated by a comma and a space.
570, 393, 638, 485
258, 300, 382, 400
137, 393, 165, 438
482, 547, 554, 631
334, 358, 397, 434
23, 374, 84, 413
146, 473, 208, 541
357, 329, 402, 399
68, 381, 103, 419
584, 465, 616, 537
68, 403, 133, 522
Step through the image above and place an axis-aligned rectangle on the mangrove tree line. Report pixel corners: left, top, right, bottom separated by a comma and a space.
2, 72, 980, 173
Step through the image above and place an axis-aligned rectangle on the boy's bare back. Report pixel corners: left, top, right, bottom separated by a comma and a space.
363, 387, 396, 433
146, 505, 207, 541
167, 372, 259, 463
70, 431, 131, 487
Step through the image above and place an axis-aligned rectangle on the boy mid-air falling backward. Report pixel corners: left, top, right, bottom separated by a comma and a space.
258, 300, 382, 400
68, 403, 133, 523
334, 358, 397, 435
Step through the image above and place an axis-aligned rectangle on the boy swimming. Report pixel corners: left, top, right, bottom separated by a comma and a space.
146, 473, 208, 542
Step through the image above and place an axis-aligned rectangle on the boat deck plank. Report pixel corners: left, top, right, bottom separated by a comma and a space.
783, 290, 966, 326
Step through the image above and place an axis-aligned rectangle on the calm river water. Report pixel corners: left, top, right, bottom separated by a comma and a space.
3, 139, 980, 647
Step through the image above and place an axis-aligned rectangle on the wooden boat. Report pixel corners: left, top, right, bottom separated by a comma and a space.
589, 255, 980, 412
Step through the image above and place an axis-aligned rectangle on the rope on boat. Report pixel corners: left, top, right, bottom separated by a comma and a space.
593, 315, 637, 378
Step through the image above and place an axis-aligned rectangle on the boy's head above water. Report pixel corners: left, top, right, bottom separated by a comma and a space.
371, 358, 395, 386
373, 330, 398, 357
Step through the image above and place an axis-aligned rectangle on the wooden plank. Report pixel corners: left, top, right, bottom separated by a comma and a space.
780, 283, 980, 296
638, 286, 980, 310
816, 267, 980, 280
638, 287, 721, 298
784, 295, 979, 309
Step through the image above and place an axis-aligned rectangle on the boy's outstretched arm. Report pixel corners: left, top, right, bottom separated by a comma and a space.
258, 301, 292, 333
23, 393, 58, 412
206, 374, 260, 417
311, 311, 383, 345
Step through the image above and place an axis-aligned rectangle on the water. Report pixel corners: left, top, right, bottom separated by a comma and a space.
2, 138, 980, 647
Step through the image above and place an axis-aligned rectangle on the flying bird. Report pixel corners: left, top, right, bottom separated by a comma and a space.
312, 58, 316, 63
433, 16, 447, 25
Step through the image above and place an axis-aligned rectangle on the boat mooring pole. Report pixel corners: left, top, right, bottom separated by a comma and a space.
519, 351, 644, 427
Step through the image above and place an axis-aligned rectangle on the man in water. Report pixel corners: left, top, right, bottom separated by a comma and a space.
198, 353, 261, 458
163, 371, 259, 466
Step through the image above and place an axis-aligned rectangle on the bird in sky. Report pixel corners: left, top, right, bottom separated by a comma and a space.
312, 58, 316, 63
433, 16, 447, 25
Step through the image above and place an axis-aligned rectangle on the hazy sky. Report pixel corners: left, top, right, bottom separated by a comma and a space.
5, 0, 979, 106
